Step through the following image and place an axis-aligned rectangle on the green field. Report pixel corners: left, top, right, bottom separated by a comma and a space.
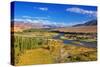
11, 29, 97, 65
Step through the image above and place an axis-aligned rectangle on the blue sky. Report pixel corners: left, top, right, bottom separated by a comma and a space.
11, 1, 97, 26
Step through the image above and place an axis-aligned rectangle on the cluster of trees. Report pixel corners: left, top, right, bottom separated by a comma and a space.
12, 35, 65, 64
64, 33, 97, 40
23, 28, 50, 32
13, 36, 48, 64
14, 36, 47, 52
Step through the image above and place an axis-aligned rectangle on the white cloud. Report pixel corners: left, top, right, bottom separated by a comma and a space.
33, 17, 49, 20
14, 18, 33, 23
25, 19, 33, 22
34, 7, 48, 11
14, 18, 66, 26
14, 18, 50, 24
14, 15, 67, 26
22, 16, 33, 19
14, 18, 24, 21
66, 7, 97, 17
39, 7, 48, 11
22, 15, 49, 20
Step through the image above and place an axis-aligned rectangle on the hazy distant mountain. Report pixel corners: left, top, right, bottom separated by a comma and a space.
12, 19, 97, 30
12, 21, 46, 29
11, 20, 97, 33
73, 20, 97, 27
12, 21, 33, 29
53, 19, 97, 33
11, 21, 63, 29
43, 25, 63, 28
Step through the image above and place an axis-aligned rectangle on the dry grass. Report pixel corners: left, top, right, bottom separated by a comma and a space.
16, 48, 54, 65
55, 26, 97, 33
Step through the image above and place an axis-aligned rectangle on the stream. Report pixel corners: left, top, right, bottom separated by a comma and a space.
53, 33, 97, 48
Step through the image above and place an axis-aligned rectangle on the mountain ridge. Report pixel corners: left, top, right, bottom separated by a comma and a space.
73, 20, 97, 27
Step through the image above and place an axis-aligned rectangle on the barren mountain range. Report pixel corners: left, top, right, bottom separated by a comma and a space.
11, 19, 97, 33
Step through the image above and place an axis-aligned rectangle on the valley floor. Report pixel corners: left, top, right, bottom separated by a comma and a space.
12, 30, 97, 66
